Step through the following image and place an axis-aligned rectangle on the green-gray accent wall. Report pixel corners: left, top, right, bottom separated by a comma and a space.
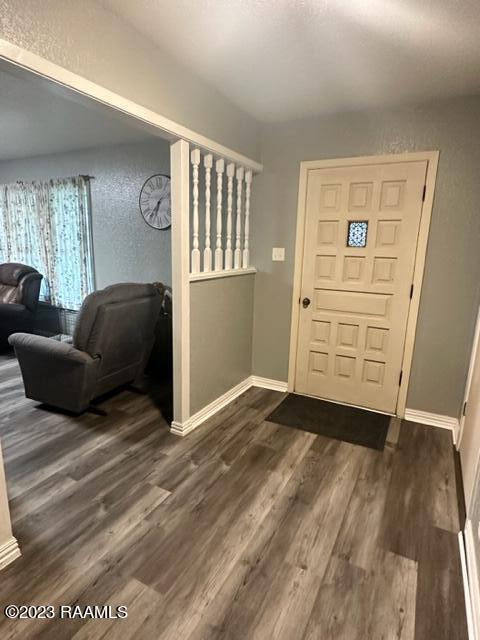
190, 274, 254, 415
251, 95, 480, 418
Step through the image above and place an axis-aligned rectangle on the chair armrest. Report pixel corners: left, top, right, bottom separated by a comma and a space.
0, 303, 28, 319
8, 333, 94, 366
9, 333, 100, 413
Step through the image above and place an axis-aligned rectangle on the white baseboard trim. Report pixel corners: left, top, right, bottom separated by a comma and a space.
0, 537, 21, 571
404, 408, 460, 445
463, 520, 480, 640
170, 377, 253, 436
170, 375, 288, 436
250, 376, 288, 392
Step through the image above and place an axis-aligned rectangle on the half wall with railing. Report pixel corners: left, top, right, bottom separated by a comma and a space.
189, 148, 255, 280
170, 139, 262, 436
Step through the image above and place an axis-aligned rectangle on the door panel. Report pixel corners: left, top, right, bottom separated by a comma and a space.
295, 161, 427, 414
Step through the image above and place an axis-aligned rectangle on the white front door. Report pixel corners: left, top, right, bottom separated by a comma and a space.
295, 160, 427, 414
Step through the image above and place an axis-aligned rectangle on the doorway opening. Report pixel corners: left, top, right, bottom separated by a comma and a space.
0, 60, 174, 421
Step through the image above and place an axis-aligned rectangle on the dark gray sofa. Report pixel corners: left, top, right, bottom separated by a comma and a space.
9, 282, 161, 414
0, 263, 43, 351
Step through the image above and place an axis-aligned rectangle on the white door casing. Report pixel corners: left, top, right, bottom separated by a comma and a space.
460, 306, 480, 511
290, 153, 438, 416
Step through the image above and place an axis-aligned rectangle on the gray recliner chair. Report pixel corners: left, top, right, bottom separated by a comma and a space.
9, 283, 161, 414
0, 263, 43, 350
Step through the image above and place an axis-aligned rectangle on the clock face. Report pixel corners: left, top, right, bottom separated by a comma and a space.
139, 174, 171, 230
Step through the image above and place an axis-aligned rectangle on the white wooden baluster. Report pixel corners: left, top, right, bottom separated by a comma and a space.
203, 154, 213, 272
215, 158, 225, 271
234, 166, 244, 269
243, 170, 252, 268
190, 148, 201, 274
225, 162, 235, 270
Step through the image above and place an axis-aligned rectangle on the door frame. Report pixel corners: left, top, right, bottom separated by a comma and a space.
458, 304, 480, 451
287, 151, 439, 418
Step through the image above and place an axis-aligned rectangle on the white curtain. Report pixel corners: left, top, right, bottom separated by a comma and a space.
0, 177, 94, 310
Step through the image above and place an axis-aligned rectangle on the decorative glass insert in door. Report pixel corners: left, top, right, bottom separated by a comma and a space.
347, 221, 368, 247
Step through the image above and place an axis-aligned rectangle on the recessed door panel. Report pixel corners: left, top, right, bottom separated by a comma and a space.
314, 290, 390, 319
295, 159, 427, 413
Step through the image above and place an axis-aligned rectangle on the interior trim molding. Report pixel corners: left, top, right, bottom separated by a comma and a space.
458, 304, 480, 450
0, 39, 263, 173
250, 376, 288, 392
404, 408, 460, 445
463, 521, 480, 640
190, 268, 256, 282
170, 376, 288, 436
0, 537, 21, 572
171, 377, 253, 436
171, 140, 191, 428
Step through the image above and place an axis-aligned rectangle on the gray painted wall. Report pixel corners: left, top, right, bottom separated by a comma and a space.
0, 139, 172, 288
190, 274, 254, 415
251, 95, 480, 417
0, 0, 260, 161
3, 0, 478, 419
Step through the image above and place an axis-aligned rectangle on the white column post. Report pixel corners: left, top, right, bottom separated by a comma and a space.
203, 153, 213, 272
225, 162, 235, 270
215, 158, 225, 271
0, 441, 20, 570
234, 166, 244, 269
190, 148, 201, 274
171, 139, 191, 432
243, 170, 252, 269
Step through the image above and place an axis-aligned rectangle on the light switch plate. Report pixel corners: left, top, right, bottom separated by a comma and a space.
272, 247, 285, 261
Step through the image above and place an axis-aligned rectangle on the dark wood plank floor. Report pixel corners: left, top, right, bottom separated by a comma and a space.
0, 356, 468, 639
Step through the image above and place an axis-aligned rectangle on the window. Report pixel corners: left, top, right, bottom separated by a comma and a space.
347, 221, 368, 247
0, 176, 94, 309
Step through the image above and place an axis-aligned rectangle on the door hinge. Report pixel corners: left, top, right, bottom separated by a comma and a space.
399, 370, 403, 386
463, 401, 468, 416
422, 185, 427, 201
410, 284, 414, 299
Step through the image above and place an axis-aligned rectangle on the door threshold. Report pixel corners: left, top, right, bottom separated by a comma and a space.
291, 390, 396, 417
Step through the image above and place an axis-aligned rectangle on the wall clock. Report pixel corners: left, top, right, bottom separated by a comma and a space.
139, 174, 171, 230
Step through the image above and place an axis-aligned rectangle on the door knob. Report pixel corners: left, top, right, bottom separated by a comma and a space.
302, 297, 311, 308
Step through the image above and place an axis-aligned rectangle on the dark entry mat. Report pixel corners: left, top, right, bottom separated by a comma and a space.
266, 394, 389, 451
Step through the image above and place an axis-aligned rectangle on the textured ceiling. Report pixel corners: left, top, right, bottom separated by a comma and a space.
0, 67, 152, 161
100, 0, 480, 123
